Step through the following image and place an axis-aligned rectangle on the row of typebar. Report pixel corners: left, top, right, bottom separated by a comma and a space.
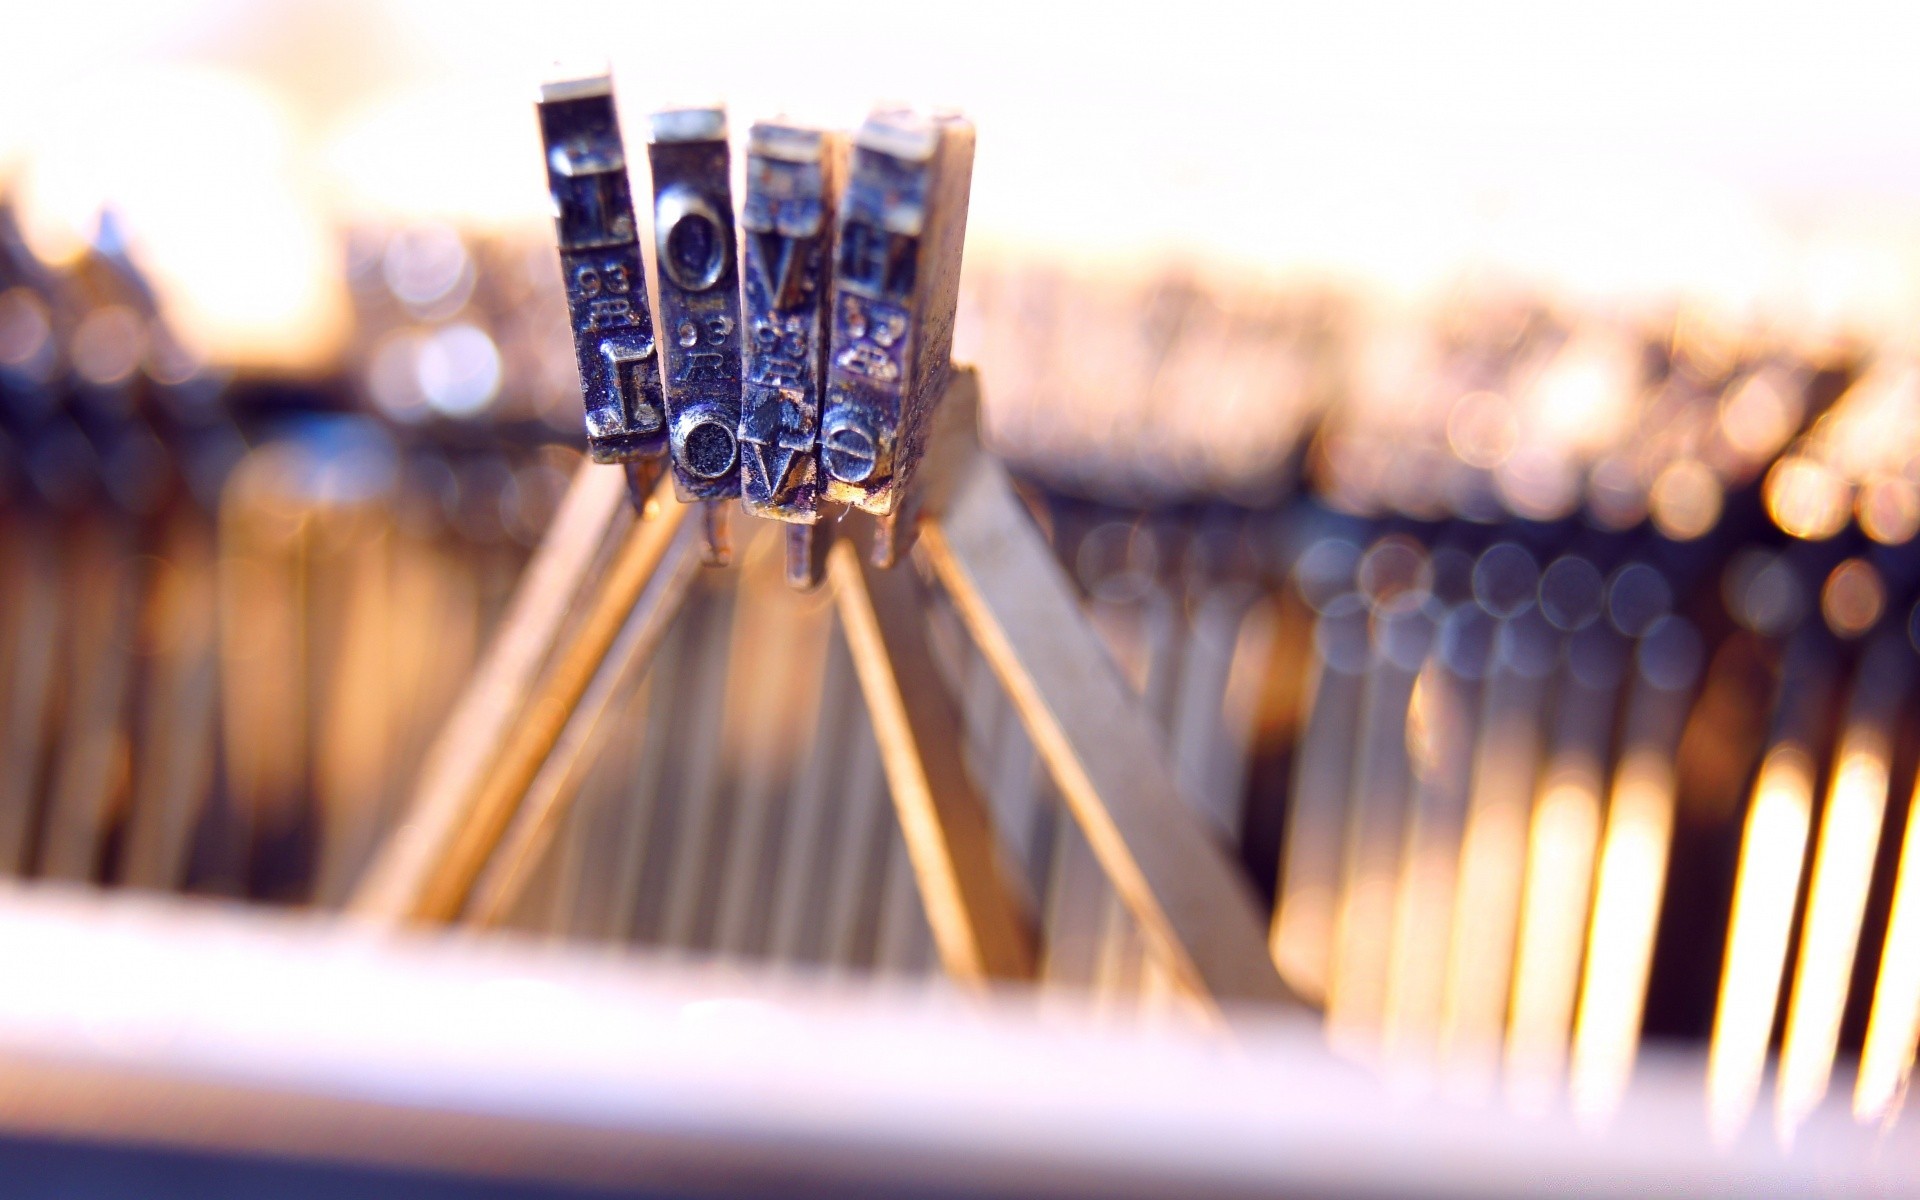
538, 77, 972, 569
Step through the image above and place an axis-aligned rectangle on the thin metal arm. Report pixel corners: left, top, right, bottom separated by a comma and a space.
348, 459, 630, 922
352, 367, 1293, 1017
915, 371, 1296, 1010
350, 467, 684, 923
829, 537, 1035, 983
463, 519, 704, 928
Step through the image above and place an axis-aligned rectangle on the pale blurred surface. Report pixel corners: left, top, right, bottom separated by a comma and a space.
0, 881, 1906, 1198
10, 1, 1920, 366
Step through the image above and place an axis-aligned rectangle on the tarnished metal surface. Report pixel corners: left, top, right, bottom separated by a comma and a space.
739, 122, 842, 526
536, 77, 665, 468
820, 110, 974, 519
648, 106, 744, 505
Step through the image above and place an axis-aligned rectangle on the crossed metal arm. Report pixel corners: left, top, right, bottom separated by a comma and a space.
348, 368, 1293, 1012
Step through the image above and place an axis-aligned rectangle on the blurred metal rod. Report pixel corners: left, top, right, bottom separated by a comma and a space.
1505, 623, 1625, 1113
1327, 598, 1432, 1050
1439, 611, 1553, 1095
1858, 763, 1920, 1123
347, 459, 635, 922
0, 525, 60, 874
1777, 643, 1908, 1139
121, 522, 219, 892
915, 370, 1294, 1010
829, 537, 1035, 984
1271, 595, 1368, 1004
464, 519, 704, 928
407, 476, 688, 923
1383, 605, 1491, 1067
1707, 636, 1831, 1144
1569, 617, 1703, 1126
1708, 742, 1816, 1144
40, 528, 137, 881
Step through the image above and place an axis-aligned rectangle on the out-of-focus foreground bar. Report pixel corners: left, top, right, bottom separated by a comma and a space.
0, 884, 1905, 1199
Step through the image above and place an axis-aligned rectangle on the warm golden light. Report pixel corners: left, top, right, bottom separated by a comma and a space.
1708, 745, 1815, 1144
1857, 473, 1920, 546
1438, 707, 1541, 1096
1764, 456, 1851, 541
1386, 874, 1456, 1067
1719, 369, 1802, 464
1440, 800, 1532, 1089
1446, 390, 1519, 469
1523, 333, 1638, 457
1824, 365, 1920, 482
1384, 665, 1467, 1070
14, 62, 348, 370
1858, 771, 1920, 1122
1325, 596, 1431, 1055
1649, 459, 1724, 542
1328, 875, 1398, 1056
1570, 750, 1677, 1124
1272, 881, 1336, 1004
1506, 769, 1602, 1112
1819, 559, 1885, 639
1270, 607, 1367, 1006
1778, 733, 1891, 1139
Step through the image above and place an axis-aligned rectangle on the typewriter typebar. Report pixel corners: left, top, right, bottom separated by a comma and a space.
649, 105, 744, 504
537, 76, 665, 467
820, 109, 974, 518
738, 122, 843, 526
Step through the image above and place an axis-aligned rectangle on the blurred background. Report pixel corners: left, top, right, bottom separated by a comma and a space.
13, 1, 1920, 367
7, 0, 1920, 1188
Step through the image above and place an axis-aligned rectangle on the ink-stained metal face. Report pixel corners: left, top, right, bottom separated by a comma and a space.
739, 122, 842, 523
537, 76, 665, 465
649, 106, 744, 503
820, 109, 974, 517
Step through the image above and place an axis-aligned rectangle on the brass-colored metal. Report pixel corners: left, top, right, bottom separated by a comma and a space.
214, 457, 315, 895
347, 458, 632, 922
120, 518, 219, 892
914, 373, 1295, 1009
400, 474, 687, 923
784, 521, 831, 591
39, 523, 137, 881
699, 499, 732, 567
829, 536, 1035, 983
354, 359, 1286, 1014
0, 522, 60, 874
464, 519, 703, 927
703, 525, 837, 955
